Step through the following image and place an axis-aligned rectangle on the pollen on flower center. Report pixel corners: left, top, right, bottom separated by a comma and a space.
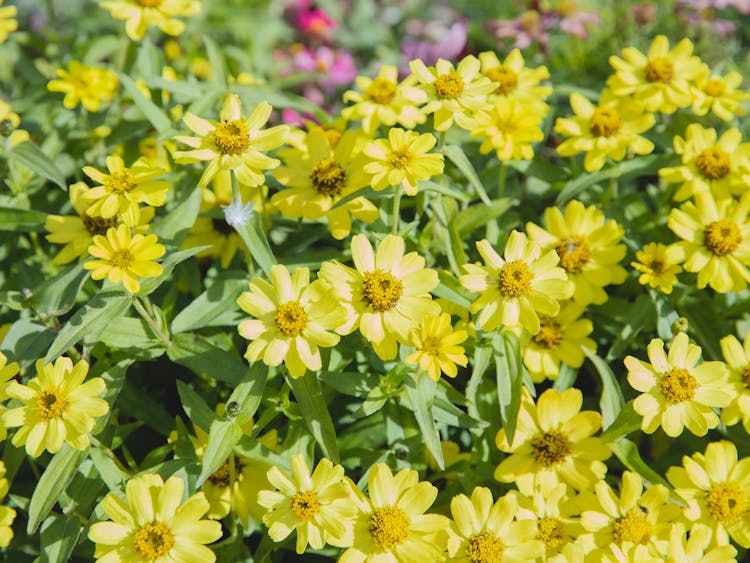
82, 213, 117, 236
137, 0, 163, 6
704, 219, 742, 256
289, 491, 321, 521
590, 107, 622, 137
421, 336, 442, 355
107, 170, 136, 194
533, 318, 564, 349
133, 521, 175, 560
110, 249, 135, 270
274, 301, 308, 337
36, 391, 68, 419
310, 157, 347, 197
556, 237, 591, 273
368, 505, 411, 549
612, 508, 651, 545
647, 259, 664, 274
742, 366, 750, 389
531, 430, 572, 466
703, 78, 726, 98
536, 517, 565, 549
466, 531, 505, 563
695, 147, 731, 180
644, 56, 674, 83
361, 270, 403, 311
434, 72, 465, 100
366, 78, 397, 105
213, 119, 250, 155
498, 260, 533, 297
706, 482, 746, 524
387, 150, 412, 169
660, 367, 697, 402
485, 66, 518, 94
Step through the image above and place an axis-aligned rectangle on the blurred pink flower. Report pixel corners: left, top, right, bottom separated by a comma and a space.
401, 20, 467, 71
296, 9, 336, 36
290, 45, 357, 91
489, 10, 550, 50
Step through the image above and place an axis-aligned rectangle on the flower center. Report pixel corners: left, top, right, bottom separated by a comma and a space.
208, 456, 244, 487
387, 150, 412, 169
555, 237, 591, 273
361, 270, 403, 311
612, 508, 651, 545
703, 78, 726, 98
289, 490, 321, 521
133, 522, 175, 560
495, 117, 518, 134
274, 301, 308, 337
36, 391, 68, 419
106, 170, 136, 194
536, 517, 565, 549
310, 157, 347, 197
706, 481, 746, 524
532, 317, 564, 349
434, 72, 465, 100
531, 430, 571, 467
366, 77, 397, 105
742, 366, 750, 389
590, 107, 622, 137
647, 259, 664, 274
498, 260, 533, 297
704, 219, 742, 256
466, 531, 505, 563
211, 217, 235, 235
660, 367, 697, 403
110, 249, 135, 270
695, 147, 731, 180
82, 214, 117, 236
644, 56, 674, 83
213, 120, 250, 155
138, 0, 163, 6
485, 65, 518, 94
421, 336, 442, 355
368, 505, 411, 549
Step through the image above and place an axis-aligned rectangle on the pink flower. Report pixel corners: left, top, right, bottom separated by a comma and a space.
400, 20, 467, 72
296, 9, 336, 36
289, 45, 357, 92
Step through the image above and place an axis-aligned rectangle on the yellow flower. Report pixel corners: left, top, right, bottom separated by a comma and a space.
667, 523, 737, 563
470, 98, 546, 161
82, 155, 169, 227
174, 93, 288, 188
479, 49, 551, 112
2, 357, 108, 457
631, 242, 683, 294
668, 191, 750, 293
667, 440, 750, 547
624, 333, 731, 437
363, 127, 444, 196
342, 65, 427, 135
0, 0, 17, 43
0, 352, 19, 442
692, 68, 749, 121
607, 35, 705, 113
0, 99, 29, 147
719, 333, 750, 434
85, 224, 166, 294
405, 312, 468, 381
319, 234, 440, 360
47, 61, 119, 112
495, 388, 611, 493
340, 463, 450, 563
555, 92, 655, 172
272, 129, 378, 239
88, 473, 222, 562
258, 453, 356, 553
199, 168, 264, 212
425, 440, 470, 474
407, 55, 497, 131
0, 462, 15, 548
526, 200, 628, 305
448, 487, 545, 563
237, 264, 346, 378
100, 0, 202, 41
599, 543, 662, 563
460, 231, 573, 334
180, 216, 241, 269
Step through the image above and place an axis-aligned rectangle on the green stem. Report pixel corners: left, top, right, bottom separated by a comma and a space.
391, 185, 403, 235
133, 296, 172, 348
497, 161, 508, 199
437, 130, 447, 151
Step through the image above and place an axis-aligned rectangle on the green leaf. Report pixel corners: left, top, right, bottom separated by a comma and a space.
204, 36, 228, 87
286, 373, 339, 462
89, 447, 127, 492
1, 318, 56, 368
197, 419, 243, 486
456, 199, 514, 237
441, 144, 491, 204
98, 316, 161, 351
8, 141, 67, 190
39, 514, 83, 563
495, 332, 524, 445
466, 345, 492, 418
151, 188, 203, 245
606, 295, 655, 361
0, 206, 48, 231
27, 444, 88, 533
610, 438, 672, 490
234, 216, 276, 276
167, 332, 248, 385
116, 71, 172, 132
600, 401, 641, 442
329, 186, 388, 210
137, 245, 210, 296
171, 271, 248, 333
432, 271, 472, 309
226, 362, 267, 426
119, 382, 175, 435
31, 263, 88, 318
176, 380, 216, 432
584, 349, 625, 429
404, 372, 444, 469
419, 179, 470, 202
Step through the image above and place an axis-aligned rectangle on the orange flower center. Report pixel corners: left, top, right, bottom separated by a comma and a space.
434, 72, 465, 100
368, 505, 410, 549
498, 260, 533, 297
704, 219, 742, 256
213, 120, 250, 155
695, 147, 731, 180
466, 531, 505, 563
556, 237, 591, 273
660, 367, 697, 402
706, 481, 745, 524
289, 490, 321, 521
589, 107, 622, 137
531, 430, 571, 466
536, 517, 565, 548
366, 78, 397, 105
612, 508, 651, 545
533, 318, 564, 349
310, 157, 347, 197
274, 301, 308, 337
703, 78, 726, 98
361, 270, 403, 311
644, 56, 674, 83
36, 391, 68, 419
133, 522, 174, 559
485, 65, 518, 94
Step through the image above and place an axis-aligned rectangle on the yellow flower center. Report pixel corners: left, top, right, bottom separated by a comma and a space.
387, 150, 412, 169
310, 157, 347, 197
612, 508, 651, 545
110, 249, 135, 270
498, 260, 533, 297
36, 391, 68, 419
695, 147, 731, 180
644, 56, 674, 83
213, 119, 250, 155
208, 456, 244, 487
536, 517, 565, 549
368, 505, 411, 549
556, 237, 591, 273
646, 259, 664, 274
495, 117, 518, 134
742, 366, 750, 389
660, 367, 697, 403
138, 0, 163, 6
82, 214, 117, 236
704, 219, 742, 256
589, 107, 622, 137
366, 78, 397, 105
274, 301, 308, 337
703, 78, 726, 98
361, 270, 403, 311
434, 72, 465, 100
531, 430, 571, 467
106, 170, 136, 194
485, 65, 518, 94
532, 317, 564, 349
421, 336, 442, 355
466, 531, 505, 563
706, 481, 746, 524
133, 522, 175, 560
289, 491, 321, 521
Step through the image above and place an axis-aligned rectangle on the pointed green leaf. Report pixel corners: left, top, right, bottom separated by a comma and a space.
197, 419, 243, 486
31, 263, 88, 317
176, 380, 216, 432
600, 400, 641, 442
441, 144, 491, 204
8, 141, 67, 190
495, 332, 523, 445
0, 206, 48, 231
171, 271, 247, 333
167, 332, 247, 385
137, 245, 210, 296
584, 349, 625, 429
610, 438, 672, 490
404, 372, 444, 469
286, 373, 339, 462
234, 216, 276, 276
116, 71, 172, 132
39, 514, 83, 563
151, 187, 203, 244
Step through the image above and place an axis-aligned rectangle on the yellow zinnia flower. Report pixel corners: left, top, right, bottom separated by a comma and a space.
719, 333, 750, 434
47, 61, 119, 112
0, 99, 29, 147
340, 463, 450, 563
668, 191, 750, 293
0, 352, 19, 442
100, 0, 202, 41
624, 332, 731, 437
526, 200, 628, 305
88, 473, 222, 562
460, 231, 573, 334
258, 453, 356, 554
479, 49, 551, 113
2, 357, 108, 457
237, 264, 346, 378
631, 242, 683, 294
405, 312, 468, 381
470, 97, 546, 161
180, 216, 241, 269
667, 440, 750, 548
495, 388, 611, 493
320, 234, 440, 360
692, 68, 749, 121
0, 0, 17, 43
85, 224, 166, 294
668, 523, 737, 563
0, 462, 15, 548
174, 93, 288, 188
